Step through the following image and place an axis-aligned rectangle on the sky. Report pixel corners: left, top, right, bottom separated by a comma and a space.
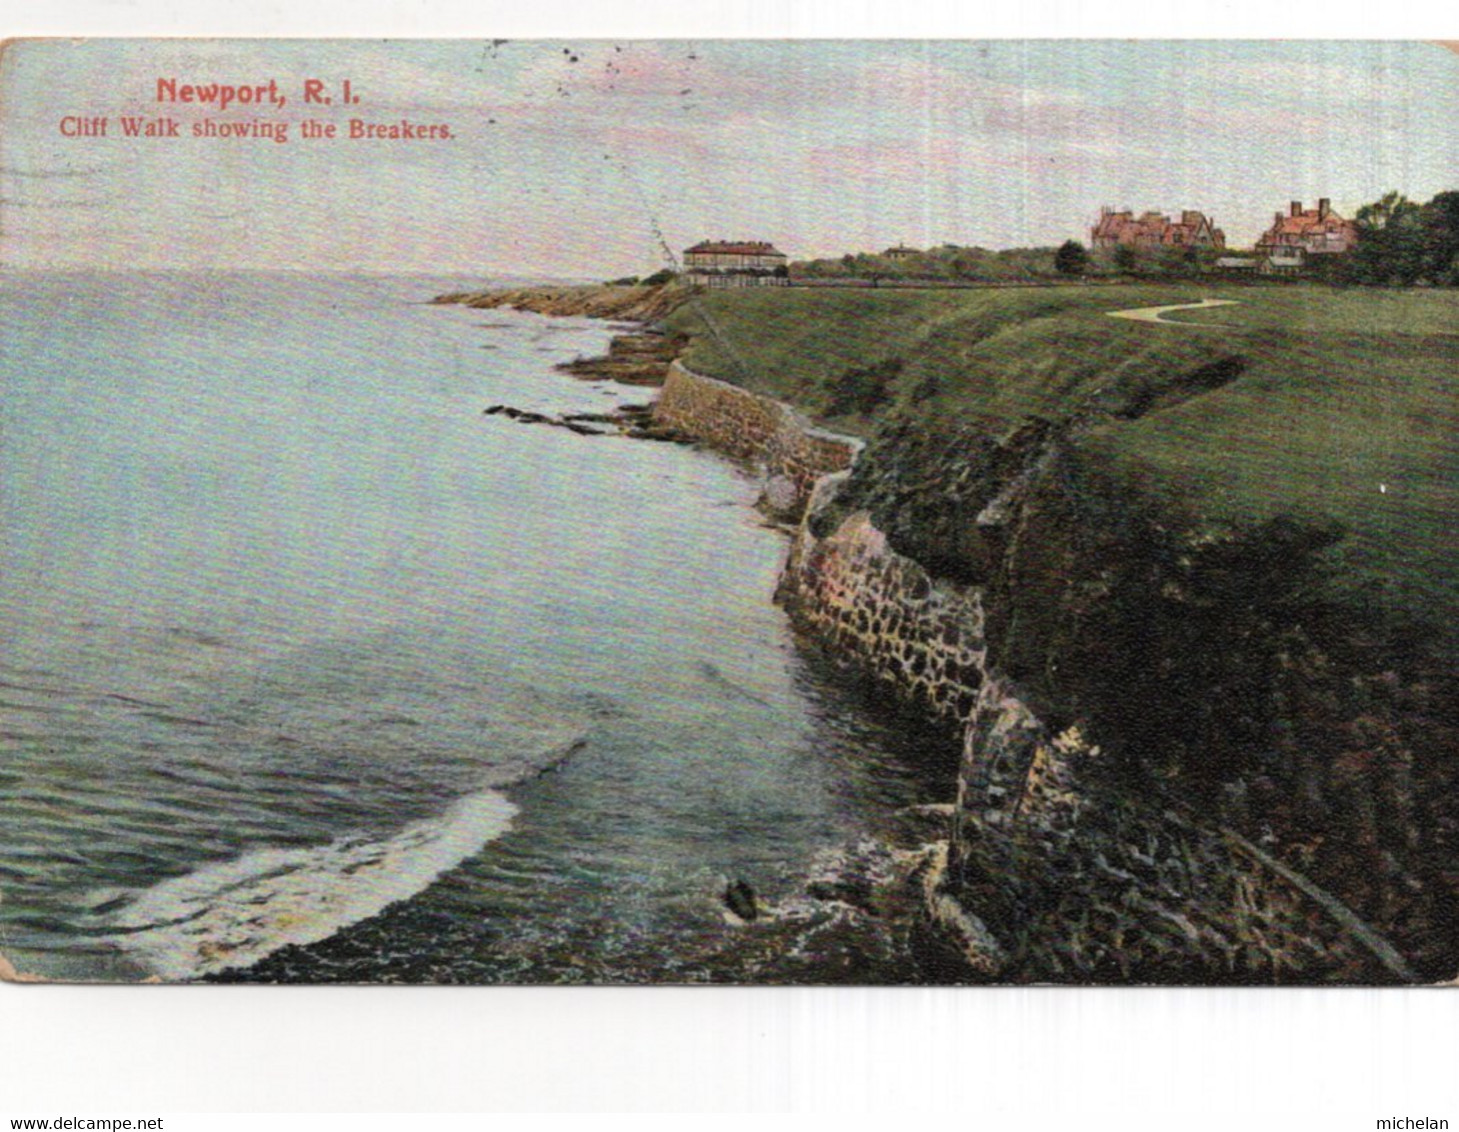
1, 38, 1456, 276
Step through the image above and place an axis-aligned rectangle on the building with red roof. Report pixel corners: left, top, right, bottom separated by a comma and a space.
683, 240, 789, 287
1091, 207, 1226, 252
1255, 199, 1358, 270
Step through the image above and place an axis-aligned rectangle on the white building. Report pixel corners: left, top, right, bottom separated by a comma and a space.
683, 240, 789, 287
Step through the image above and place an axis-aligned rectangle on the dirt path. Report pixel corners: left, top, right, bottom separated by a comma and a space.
1106, 298, 1241, 326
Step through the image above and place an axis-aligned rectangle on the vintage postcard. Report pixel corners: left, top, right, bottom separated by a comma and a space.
1, 38, 1455, 986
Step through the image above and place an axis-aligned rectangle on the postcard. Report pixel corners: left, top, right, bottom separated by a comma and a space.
1, 38, 1455, 986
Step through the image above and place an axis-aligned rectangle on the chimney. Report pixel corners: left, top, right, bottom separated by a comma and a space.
1275, 211, 1284, 226
1290, 200, 1303, 218
1318, 197, 1331, 219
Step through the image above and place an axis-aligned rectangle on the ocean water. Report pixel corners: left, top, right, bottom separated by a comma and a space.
0, 271, 945, 983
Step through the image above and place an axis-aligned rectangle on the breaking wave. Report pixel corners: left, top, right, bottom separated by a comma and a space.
102, 788, 518, 980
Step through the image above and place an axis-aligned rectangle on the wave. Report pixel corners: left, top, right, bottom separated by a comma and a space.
101, 788, 518, 981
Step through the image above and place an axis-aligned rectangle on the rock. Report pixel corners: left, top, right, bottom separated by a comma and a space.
484, 404, 607, 436
723, 879, 760, 922
626, 426, 685, 443
806, 876, 876, 911
482, 405, 550, 424
759, 474, 801, 517
561, 412, 617, 424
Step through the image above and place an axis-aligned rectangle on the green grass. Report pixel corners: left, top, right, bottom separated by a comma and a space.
663, 283, 1459, 646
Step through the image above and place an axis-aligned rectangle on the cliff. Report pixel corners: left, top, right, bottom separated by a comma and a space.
781, 411, 1446, 982
445, 281, 1459, 983
661, 359, 1434, 982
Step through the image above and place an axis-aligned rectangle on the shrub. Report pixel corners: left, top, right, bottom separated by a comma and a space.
1054, 240, 1090, 276
824, 358, 903, 417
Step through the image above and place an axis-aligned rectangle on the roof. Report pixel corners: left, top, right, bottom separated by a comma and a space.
1093, 208, 1220, 245
684, 241, 786, 256
1262, 210, 1356, 240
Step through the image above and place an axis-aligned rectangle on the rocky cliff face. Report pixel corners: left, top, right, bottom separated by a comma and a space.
659, 361, 1456, 983
788, 407, 1458, 983
439, 284, 1457, 983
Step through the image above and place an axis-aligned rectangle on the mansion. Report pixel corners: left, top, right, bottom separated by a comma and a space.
683, 240, 789, 287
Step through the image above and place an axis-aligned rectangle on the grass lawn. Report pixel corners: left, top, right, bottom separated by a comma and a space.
663, 283, 1459, 648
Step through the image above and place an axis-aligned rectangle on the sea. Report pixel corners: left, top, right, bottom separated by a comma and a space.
0, 271, 947, 984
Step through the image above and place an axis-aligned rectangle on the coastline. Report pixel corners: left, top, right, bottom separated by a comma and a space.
9, 274, 952, 987
435, 280, 1450, 985
432, 282, 688, 323
437, 282, 961, 980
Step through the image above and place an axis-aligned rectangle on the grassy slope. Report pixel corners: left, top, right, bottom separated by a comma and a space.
664, 284, 1459, 644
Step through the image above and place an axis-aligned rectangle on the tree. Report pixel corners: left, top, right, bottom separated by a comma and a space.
1112, 244, 1140, 274
1420, 191, 1459, 285
1154, 244, 1202, 276
1352, 191, 1426, 285
1054, 239, 1090, 276
951, 247, 989, 279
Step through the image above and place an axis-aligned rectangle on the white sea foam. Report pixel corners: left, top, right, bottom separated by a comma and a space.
104, 789, 518, 980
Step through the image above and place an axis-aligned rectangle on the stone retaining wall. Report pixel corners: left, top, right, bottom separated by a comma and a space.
776, 503, 988, 730
656, 353, 1391, 982
652, 361, 859, 515
652, 360, 983, 726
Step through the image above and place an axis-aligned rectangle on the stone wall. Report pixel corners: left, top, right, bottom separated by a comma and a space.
652, 360, 981, 726
652, 361, 859, 516
655, 354, 1405, 983
776, 502, 988, 730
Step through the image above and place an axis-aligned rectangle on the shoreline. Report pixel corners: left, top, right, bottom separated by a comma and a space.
175, 289, 943, 987
432, 281, 689, 322
435, 283, 962, 981
435, 281, 1453, 985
